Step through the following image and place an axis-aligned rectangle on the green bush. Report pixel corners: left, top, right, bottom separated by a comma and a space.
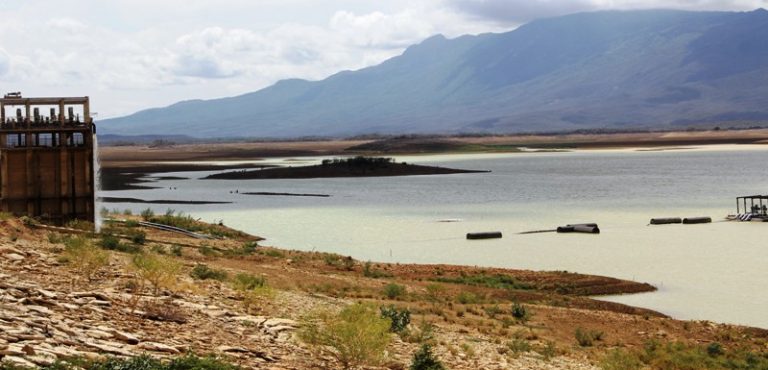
170, 245, 183, 256
140, 208, 155, 221
600, 348, 642, 370
511, 302, 530, 322
507, 339, 531, 356
383, 283, 406, 299
363, 261, 393, 278
380, 305, 411, 333
232, 273, 266, 290
456, 291, 479, 304
300, 303, 391, 369
410, 343, 445, 370
191, 264, 228, 281
130, 230, 147, 245
131, 253, 182, 295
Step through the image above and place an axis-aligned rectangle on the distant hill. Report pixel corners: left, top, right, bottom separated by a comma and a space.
100, 9, 768, 138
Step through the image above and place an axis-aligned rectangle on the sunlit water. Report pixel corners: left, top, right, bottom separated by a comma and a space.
102, 146, 768, 328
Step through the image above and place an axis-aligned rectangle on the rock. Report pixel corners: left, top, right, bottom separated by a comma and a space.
82, 340, 133, 356
138, 342, 180, 354
26, 305, 52, 315
112, 330, 140, 345
21, 344, 36, 355
36, 289, 57, 299
86, 329, 114, 340
4, 253, 25, 261
218, 345, 250, 353
262, 318, 298, 329
1, 356, 36, 368
266, 325, 296, 336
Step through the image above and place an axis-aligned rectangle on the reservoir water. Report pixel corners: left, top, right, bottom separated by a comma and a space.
102, 145, 768, 328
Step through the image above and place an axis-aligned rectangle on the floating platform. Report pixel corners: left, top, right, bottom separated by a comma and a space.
466, 231, 502, 240
650, 217, 682, 225
682, 217, 712, 224
556, 223, 600, 234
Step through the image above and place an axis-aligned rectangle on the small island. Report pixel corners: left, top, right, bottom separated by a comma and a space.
204, 156, 488, 180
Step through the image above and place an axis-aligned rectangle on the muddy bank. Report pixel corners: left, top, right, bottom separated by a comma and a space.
99, 197, 232, 205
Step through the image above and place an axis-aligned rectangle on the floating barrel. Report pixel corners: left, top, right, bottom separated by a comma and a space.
556, 223, 600, 234
466, 231, 502, 240
650, 217, 682, 225
682, 217, 711, 224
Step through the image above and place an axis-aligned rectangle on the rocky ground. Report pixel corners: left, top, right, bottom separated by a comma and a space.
1, 216, 767, 369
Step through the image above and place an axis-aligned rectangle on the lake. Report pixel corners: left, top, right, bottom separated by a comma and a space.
100, 145, 768, 328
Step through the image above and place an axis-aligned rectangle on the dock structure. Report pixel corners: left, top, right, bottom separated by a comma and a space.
0, 93, 96, 224
736, 195, 768, 217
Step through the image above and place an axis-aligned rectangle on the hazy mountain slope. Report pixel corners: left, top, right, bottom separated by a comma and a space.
101, 9, 768, 138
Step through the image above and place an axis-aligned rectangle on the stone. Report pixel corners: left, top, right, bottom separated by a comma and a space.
36, 289, 57, 299
86, 329, 114, 340
4, 253, 25, 261
82, 340, 133, 356
262, 318, 298, 329
112, 330, 140, 345
138, 342, 181, 354
1, 356, 36, 368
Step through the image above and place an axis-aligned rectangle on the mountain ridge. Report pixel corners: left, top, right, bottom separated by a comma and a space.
101, 9, 768, 138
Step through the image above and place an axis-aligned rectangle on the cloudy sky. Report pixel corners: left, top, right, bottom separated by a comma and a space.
0, 0, 765, 118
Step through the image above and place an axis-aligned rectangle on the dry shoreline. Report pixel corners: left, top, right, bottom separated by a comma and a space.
99, 128, 768, 166
3, 216, 768, 369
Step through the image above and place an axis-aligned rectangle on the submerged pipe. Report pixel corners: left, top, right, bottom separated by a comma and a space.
650, 217, 682, 225
682, 217, 711, 224
556, 223, 600, 234
466, 231, 502, 240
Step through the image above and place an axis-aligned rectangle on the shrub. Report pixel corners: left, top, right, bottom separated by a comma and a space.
48, 232, 65, 244
170, 245, 183, 256
707, 342, 724, 357
511, 302, 530, 322
140, 208, 155, 220
600, 348, 643, 370
124, 219, 139, 228
507, 339, 531, 357
456, 291, 479, 304
141, 300, 188, 324
410, 343, 445, 370
538, 341, 557, 361
232, 273, 266, 290
129, 230, 146, 245
575, 327, 604, 347
380, 305, 411, 333
191, 264, 228, 281
63, 237, 109, 282
300, 303, 391, 369
363, 261, 393, 278
224, 241, 258, 257
484, 304, 502, 319
199, 245, 218, 257
99, 233, 121, 250
383, 283, 406, 299
131, 252, 182, 295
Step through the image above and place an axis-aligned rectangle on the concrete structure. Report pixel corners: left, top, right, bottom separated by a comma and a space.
0, 93, 96, 224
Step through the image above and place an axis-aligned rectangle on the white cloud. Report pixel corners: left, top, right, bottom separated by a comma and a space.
445, 0, 768, 24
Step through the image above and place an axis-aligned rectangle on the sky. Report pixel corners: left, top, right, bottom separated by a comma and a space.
0, 0, 765, 118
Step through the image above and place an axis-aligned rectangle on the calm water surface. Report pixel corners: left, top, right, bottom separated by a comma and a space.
102, 146, 768, 328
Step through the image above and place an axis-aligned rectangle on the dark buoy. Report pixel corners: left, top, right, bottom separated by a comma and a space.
682, 217, 711, 224
556, 223, 600, 234
467, 231, 502, 240
650, 217, 682, 225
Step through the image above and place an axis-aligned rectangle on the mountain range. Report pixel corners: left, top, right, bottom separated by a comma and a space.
100, 9, 768, 138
